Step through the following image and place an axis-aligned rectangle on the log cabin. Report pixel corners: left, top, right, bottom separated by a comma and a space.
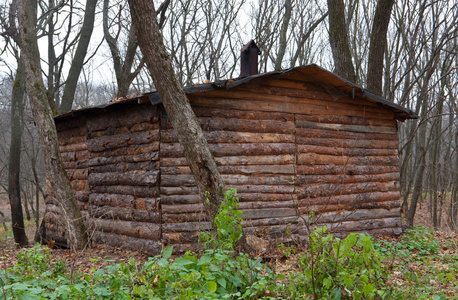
48, 46, 416, 253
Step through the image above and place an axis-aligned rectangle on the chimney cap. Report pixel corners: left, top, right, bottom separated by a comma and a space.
241, 40, 261, 54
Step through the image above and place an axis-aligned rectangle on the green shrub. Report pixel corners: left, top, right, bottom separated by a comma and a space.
200, 188, 243, 251
286, 227, 395, 300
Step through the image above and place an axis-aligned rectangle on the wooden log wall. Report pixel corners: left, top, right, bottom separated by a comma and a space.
85, 103, 161, 254
160, 105, 299, 252
52, 74, 403, 252
189, 75, 403, 240
50, 115, 89, 246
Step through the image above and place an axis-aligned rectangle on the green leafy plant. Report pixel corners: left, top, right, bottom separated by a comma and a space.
200, 188, 243, 251
288, 227, 394, 300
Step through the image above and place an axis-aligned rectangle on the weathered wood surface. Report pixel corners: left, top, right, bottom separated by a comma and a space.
161, 155, 295, 167
91, 185, 159, 198
296, 120, 396, 134
88, 142, 160, 158
299, 200, 401, 214
161, 129, 294, 144
298, 173, 400, 184
160, 143, 295, 158
294, 112, 396, 127
51, 80, 405, 249
310, 208, 401, 223
161, 165, 295, 175
161, 174, 296, 187
86, 104, 157, 132
55, 115, 87, 131
191, 88, 388, 116
297, 145, 397, 157
160, 185, 296, 195
90, 161, 159, 174
88, 193, 135, 208
88, 130, 159, 152
297, 181, 400, 198
298, 153, 399, 165
93, 231, 161, 255
296, 127, 398, 141
296, 137, 398, 149
87, 122, 158, 138
297, 191, 400, 206
189, 96, 396, 120
162, 212, 209, 223
66, 169, 88, 180
312, 217, 402, 234
59, 141, 88, 152
88, 171, 159, 186
297, 165, 399, 176
87, 152, 159, 166
92, 218, 160, 240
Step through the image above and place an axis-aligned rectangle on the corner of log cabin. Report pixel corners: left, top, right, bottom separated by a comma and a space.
50, 65, 412, 252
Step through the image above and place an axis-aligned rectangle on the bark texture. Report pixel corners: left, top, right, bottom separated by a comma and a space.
327, 0, 357, 82
127, 0, 226, 218
8, 61, 28, 247
59, 0, 97, 113
366, 0, 395, 95
17, 0, 88, 251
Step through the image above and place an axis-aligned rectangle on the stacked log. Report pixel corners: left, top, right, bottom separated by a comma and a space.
190, 76, 402, 239
50, 115, 89, 246
160, 105, 299, 251
52, 72, 404, 251
86, 103, 161, 255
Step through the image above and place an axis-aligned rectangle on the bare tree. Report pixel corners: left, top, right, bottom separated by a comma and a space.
366, 0, 395, 95
326, 0, 357, 82
17, 0, 88, 251
8, 61, 28, 246
103, 0, 145, 98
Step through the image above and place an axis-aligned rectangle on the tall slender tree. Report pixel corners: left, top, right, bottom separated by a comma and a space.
326, 0, 357, 82
17, 0, 88, 251
127, 0, 226, 219
8, 61, 28, 247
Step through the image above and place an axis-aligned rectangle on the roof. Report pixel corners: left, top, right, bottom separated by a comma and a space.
56, 64, 417, 121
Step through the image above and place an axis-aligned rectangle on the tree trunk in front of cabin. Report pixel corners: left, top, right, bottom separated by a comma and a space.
127, 0, 225, 219
8, 61, 28, 247
366, 0, 395, 95
326, 0, 357, 83
17, 0, 89, 251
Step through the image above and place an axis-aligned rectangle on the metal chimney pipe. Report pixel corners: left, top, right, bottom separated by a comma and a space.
240, 40, 260, 77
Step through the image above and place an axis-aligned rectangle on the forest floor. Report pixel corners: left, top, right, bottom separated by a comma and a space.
0, 193, 457, 298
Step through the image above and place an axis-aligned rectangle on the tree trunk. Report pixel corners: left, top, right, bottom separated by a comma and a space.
8, 61, 28, 247
127, 0, 225, 218
274, 0, 291, 71
59, 0, 97, 113
449, 131, 458, 230
366, 0, 395, 95
326, 0, 357, 82
17, 0, 89, 251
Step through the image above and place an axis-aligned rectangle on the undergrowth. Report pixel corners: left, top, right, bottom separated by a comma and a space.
373, 226, 458, 299
1, 190, 456, 299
